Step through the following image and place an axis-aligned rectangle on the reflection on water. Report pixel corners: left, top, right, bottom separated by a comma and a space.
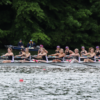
0, 66, 100, 100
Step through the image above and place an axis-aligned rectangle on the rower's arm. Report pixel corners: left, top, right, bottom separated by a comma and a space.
85, 50, 87, 54
90, 53, 95, 57
69, 50, 74, 54
45, 50, 48, 54
16, 53, 25, 57
38, 53, 47, 56
3, 53, 13, 57
38, 50, 40, 54
70, 53, 80, 56
80, 52, 83, 56
2, 53, 8, 57
48, 53, 58, 56
83, 53, 90, 56
59, 54, 65, 58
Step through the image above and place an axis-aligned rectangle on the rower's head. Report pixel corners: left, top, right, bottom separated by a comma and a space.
8, 48, 12, 53
25, 48, 29, 53
40, 44, 43, 48
56, 46, 60, 50
74, 48, 79, 53
96, 46, 99, 50
90, 48, 94, 53
65, 46, 69, 50
60, 48, 64, 53
81, 46, 85, 50
88, 47, 93, 52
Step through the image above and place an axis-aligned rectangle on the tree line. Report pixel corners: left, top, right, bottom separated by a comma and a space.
0, 0, 100, 49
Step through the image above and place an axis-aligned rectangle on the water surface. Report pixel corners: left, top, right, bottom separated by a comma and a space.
0, 49, 100, 100
0, 65, 99, 100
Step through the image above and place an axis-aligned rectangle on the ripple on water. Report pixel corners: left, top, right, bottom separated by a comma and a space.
0, 65, 99, 100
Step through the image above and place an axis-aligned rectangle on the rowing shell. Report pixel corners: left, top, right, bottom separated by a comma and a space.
0, 61, 100, 68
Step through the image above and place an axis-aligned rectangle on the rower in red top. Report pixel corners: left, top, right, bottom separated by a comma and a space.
55, 46, 60, 53
80, 46, 87, 56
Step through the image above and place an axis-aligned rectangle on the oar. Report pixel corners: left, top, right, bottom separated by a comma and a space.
40, 62, 66, 67
77, 62, 97, 67
0, 56, 8, 60
69, 58, 97, 67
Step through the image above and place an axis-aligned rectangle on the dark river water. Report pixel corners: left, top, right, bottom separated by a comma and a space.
0, 49, 100, 100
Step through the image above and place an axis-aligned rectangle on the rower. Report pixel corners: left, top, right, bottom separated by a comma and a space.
27, 40, 36, 48
49, 49, 65, 62
17, 48, 31, 62
35, 45, 48, 59
65, 46, 73, 59
35, 48, 48, 62
80, 46, 87, 56
70, 48, 80, 62
2, 48, 14, 63
19, 48, 25, 55
38, 45, 48, 54
18, 39, 24, 47
95, 46, 100, 57
55, 46, 60, 53
88, 47, 93, 53
65, 46, 73, 55
15, 48, 25, 58
83, 48, 96, 63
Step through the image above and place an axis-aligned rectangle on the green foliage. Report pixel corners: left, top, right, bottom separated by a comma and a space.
0, 0, 100, 49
